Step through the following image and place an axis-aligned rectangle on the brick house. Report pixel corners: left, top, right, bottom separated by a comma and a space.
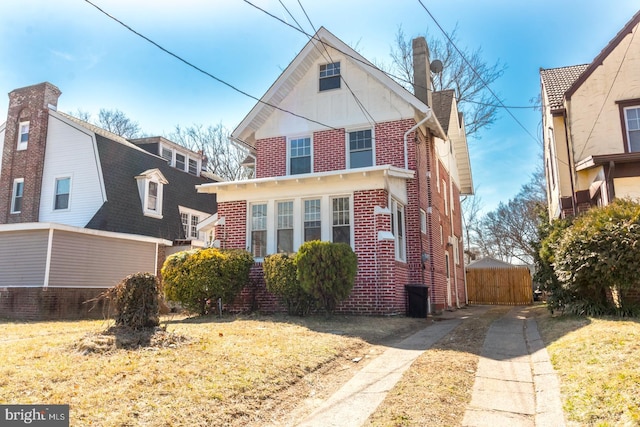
0, 82, 217, 319
197, 28, 473, 314
540, 10, 640, 220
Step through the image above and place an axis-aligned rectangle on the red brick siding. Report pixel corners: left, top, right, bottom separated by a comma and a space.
0, 83, 61, 223
375, 119, 416, 169
0, 287, 108, 320
255, 136, 286, 179
216, 200, 248, 250
313, 129, 346, 173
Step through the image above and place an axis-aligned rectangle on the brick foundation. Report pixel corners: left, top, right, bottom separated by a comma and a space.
0, 287, 109, 320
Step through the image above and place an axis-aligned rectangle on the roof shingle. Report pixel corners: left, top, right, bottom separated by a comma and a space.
540, 64, 589, 111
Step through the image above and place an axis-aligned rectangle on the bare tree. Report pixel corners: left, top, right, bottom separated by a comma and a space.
388, 25, 506, 138
476, 168, 547, 264
167, 123, 251, 181
97, 108, 141, 139
461, 192, 484, 264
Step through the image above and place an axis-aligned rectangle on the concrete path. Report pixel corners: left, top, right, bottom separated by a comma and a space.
462, 306, 566, 427
296, 317, 463, 427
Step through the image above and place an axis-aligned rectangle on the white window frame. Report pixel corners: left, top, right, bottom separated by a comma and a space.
179, 206, 209, 241
161, 147, 173, 165
288, 136, 313, 175
17, 121, 29, 151
53, 176, 71, 211
249, 203, 268, 258
391, 199, 406, 262
442, 179, 448, 215
303, 198, 322, 243
276, 200, 294, 253
11, 178, 24, 214
624, 106, 640, 152
420, 209, 427, 234
331, 196, 352, 245
175, 153, 186, 171
188, 158, 199, 175
319, 61, 341, 92
346, 128, 375, 169
436, 160, 441, 192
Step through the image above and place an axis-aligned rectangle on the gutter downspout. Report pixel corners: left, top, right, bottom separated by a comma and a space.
404, 111, 432, 170
563, 110, 577, 216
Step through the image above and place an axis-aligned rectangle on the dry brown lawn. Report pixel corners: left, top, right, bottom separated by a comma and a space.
0, 314, 426, 426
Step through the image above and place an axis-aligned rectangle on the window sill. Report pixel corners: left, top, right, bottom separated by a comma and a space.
143, 211, 163, 219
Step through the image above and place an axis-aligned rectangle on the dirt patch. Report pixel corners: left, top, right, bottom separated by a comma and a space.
73, 325, 191, 354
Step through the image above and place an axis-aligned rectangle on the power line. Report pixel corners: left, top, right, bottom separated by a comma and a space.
415, 0, 539, 143
242, 0, 537, 111
83, 0, 339, 132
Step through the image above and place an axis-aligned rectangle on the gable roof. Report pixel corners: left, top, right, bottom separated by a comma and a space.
231, 27, 446, 149
466, 257, 519, 269
565, 10, 640, 101
540, 64, 589, 112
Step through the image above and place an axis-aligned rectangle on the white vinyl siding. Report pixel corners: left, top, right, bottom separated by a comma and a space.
39, 113, 105, 226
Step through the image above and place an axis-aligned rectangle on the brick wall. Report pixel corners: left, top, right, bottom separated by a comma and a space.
0, 287, 108, 320
216, 200, 248, 250
313, 128, 347, 173
0, 82, 61, 223
255, 136, 286, 179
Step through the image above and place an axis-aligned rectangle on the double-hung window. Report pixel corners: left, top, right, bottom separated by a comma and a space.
188, 158, 199, 175
175, 153, 186, 171
331, 196, 350, 245
11, 178, 24, 214
391, 199, 406, 261
161, 148, 173, 164
147, 181, 159, 212
624, 106, 640, 152
319, 62, 341, 91
289, 137, 311, 175
304, 199, 321, 242
348, 129, 373, 168
17, 121, 29, 151
54, 177, 71, 210
277, 201, 294, 253
250, 203, 267, 258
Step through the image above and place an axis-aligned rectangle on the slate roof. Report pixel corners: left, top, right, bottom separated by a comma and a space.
540, 64, 589, 112
83, 134, 216, 241
431, 90, 456, 135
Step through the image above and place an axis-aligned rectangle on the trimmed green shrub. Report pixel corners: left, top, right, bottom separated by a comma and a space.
161, 248, 254, 315
295, 241, 357, 314
263, 253, 314, 316
554, 199, 640, 315
103, 272, 160, 329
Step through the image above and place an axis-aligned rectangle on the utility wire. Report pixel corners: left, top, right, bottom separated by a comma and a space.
416, 0, 539, 143
242, 0, 537, 111
83, 0, 339, 132
295, 0, 378, 126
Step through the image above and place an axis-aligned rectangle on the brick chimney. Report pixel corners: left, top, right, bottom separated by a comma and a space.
412, 37, 432, 108
0, 82, 61, 223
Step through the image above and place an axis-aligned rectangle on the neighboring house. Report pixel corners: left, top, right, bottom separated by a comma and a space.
0, 82, 217, 319
196, 28, 473, 314
540, 10, 640, 220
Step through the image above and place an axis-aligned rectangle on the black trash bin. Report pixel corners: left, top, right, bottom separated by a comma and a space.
405, 284, 429, 318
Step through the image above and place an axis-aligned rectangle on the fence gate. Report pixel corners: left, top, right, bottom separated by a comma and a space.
466, 267, 532, 305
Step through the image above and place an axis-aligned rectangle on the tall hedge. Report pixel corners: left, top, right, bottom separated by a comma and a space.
554, 199, 640, 315
295, 241, 357, 314
263, 253, 314, 316
161, 248, 254, 315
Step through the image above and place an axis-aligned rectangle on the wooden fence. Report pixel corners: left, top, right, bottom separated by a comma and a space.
466, 267, 533, 305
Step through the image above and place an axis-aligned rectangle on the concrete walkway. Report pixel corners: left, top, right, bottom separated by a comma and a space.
462, 306, 565, 427
296, 305, 566, 427
296, 317, 462, 427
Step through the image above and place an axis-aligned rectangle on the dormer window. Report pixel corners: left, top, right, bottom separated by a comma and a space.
135, 169, 168, 219
319, 62, 341, 91
17, 121, 29, 151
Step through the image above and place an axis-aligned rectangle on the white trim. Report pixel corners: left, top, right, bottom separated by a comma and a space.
346, 126, 375, 169
17, 120, 29, 151
287, 135, 313, 175
53, 175, 72, 211
43, 228, 54, 288
0, 222, 173, 246
623, 105, 640, 152
391, 198, 406, 262
10, 178, 24, 214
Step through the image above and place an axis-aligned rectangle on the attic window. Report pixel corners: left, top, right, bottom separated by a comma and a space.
319, 62, 341, 91
135, 169, 168, 219
624, 106, 640, 152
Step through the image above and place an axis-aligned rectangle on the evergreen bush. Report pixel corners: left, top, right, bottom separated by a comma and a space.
295, 241, 357, 314
263, 253, 314, 316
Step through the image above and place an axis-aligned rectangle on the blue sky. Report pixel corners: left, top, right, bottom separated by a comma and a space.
0, 0, 638, 212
